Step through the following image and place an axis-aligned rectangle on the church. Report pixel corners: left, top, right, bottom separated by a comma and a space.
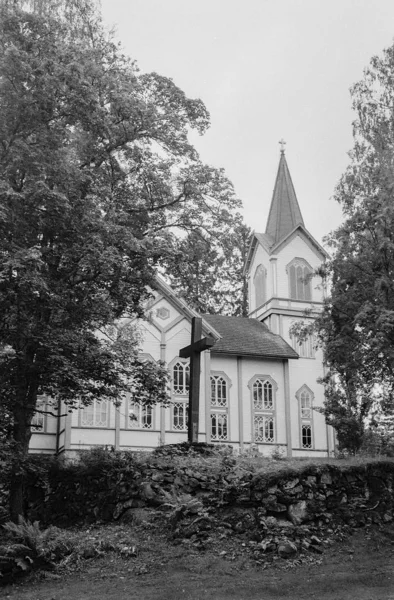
29, 148, 335, 458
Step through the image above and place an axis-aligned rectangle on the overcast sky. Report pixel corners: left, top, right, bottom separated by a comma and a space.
100, 0, 394, 245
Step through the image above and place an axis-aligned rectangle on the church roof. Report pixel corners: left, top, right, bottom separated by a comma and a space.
265, 150, 305, 245
202, 315, 299, 359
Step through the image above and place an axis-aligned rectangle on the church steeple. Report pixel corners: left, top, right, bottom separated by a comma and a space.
265, 143, 305, 245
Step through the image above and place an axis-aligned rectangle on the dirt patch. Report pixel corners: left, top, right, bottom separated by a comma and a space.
3, 521, 394, 600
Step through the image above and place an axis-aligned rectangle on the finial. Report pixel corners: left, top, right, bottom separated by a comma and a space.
279, 138, 286, 154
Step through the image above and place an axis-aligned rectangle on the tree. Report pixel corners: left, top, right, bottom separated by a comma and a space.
306, 42, 394, 453
164, 216, 251, 316
0, 0, 241, 519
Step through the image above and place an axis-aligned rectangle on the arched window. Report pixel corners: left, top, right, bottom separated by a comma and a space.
210, 373, 230, 441
296, 385, 314, 449
170, 359, 190, 431
248, 375, 277, 444
173, 360, 190, 395
173, 402, 188, 431
287, 258, 312, 301
254, 264, 267, 308
253, 379, 273, 410
128, 401, 153, 429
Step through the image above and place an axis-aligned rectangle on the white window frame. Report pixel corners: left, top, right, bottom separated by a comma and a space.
286, 257, 313, 301
210, 372, 231, 442
248, 375, 277, 444
31, 395, 47, 432
254, 264, 267, 308
127, 399, 153, 430
172, 400, 188, 432
296, 385, 315, 449
80, 399, 109, 428
172, 359, 190, 396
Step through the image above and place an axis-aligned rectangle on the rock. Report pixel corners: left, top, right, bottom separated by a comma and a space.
83, 545, 97, 559
264, 497, 287, 512
265, 516, 278, 527
120, 507, 153, 525
140, 482, 158, 502
181, 515, 214, 538
278, 541, 297, 558
288, 501, 308, 525
310, 535, 321, 545
283, 478, 300, 491
320, 472, 332, 485
276, 518, 295, 529
287, 485, 304, 496
383, 512, 393, 523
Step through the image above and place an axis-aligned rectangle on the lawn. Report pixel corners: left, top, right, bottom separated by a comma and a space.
2, 513, 394, 599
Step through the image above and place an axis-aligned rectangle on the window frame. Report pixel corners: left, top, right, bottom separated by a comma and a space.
171, 400, 188, 432
127, 398, 154, 430
80, 399, 110, 428
254, 264, 267, 309
286, 258, 313, 301
296, 385, 315, 449
210, 371, 231, 442
171, 358, 190, 397
31, 395, 48, 432
248, 375, 277, 444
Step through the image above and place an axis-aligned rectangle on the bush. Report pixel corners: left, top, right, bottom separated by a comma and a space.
0, 517, 77, 583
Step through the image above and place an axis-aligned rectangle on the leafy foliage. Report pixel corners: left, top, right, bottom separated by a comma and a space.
303, 42, 394, 452
164, 217, 251, 316
0, 0, 242, 518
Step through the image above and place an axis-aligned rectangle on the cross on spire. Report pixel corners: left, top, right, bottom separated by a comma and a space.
279, 138, 286, 153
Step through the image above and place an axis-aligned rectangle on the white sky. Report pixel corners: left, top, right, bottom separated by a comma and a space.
101, 0, 394, 245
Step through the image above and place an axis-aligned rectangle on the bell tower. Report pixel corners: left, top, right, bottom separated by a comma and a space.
245, 143, 328, 334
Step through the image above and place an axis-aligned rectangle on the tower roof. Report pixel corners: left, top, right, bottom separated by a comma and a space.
265, 149, 305, 244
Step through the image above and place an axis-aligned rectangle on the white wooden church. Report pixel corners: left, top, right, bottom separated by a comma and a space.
30, 149, 335, 458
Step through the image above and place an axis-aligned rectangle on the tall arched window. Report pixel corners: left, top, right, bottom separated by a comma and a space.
171, 359, 190, 432
248, 375, 277, 444
210, 373, 230, 441
296, 385, 314, 449
287, 258, 312, 301
254, 264, 267, 308
173, 360, 190, 395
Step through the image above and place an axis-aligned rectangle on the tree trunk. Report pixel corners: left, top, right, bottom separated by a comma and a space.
9, 403, 33, 522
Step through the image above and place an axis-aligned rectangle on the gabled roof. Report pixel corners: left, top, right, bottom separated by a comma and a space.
202, 315, 299, 360
152, 276, 221, 340
244, 224, 328, 274
265, 151, 305, 244
269, 223, 329, 258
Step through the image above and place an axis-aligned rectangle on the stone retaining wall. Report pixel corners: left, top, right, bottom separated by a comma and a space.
15, 452, 394, 533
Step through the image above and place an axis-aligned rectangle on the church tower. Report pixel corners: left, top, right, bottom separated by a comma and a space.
245, 144, 332, 454
246, 144, 327, 331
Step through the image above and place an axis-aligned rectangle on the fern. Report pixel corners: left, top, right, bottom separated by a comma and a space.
2, 517, 58, 556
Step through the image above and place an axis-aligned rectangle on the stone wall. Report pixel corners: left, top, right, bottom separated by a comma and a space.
15, 450, 394, 533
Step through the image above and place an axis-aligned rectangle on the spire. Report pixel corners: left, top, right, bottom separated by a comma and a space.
265, 142, 305, 244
